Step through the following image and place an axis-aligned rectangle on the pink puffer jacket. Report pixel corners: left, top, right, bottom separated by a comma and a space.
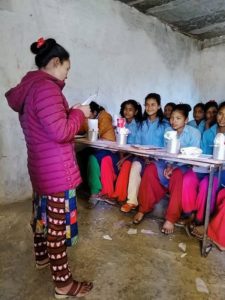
5, 70, 85, 195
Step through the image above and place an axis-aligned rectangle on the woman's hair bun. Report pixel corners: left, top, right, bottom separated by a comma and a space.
30, 42, 40, 54
30, 38, 56, 55
30, 37, 69, 68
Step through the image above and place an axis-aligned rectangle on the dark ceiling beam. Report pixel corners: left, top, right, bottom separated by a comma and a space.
126, 0, 146, 5
117, 0, 225, 45
132, 0, 177, 12
118, 0, 177, 12
203, 35, 225, 48
197, 31, 225, 41
171, 10, 225, 33
117, 0, 143, 4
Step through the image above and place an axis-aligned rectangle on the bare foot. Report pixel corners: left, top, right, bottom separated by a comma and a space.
161, 220, 174, 234
133, 212, 144, 224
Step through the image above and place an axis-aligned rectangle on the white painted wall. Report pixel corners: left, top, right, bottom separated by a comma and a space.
198, 43, 225, 102
0, 0, 201, 204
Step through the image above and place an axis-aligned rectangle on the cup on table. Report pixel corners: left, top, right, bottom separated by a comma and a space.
88, 130, 98, 142
116, 133, 128, 146
213, 144, 225, 160
166, 139, 180, 154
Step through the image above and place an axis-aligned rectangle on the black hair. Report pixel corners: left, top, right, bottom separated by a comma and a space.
30, 38, 69, 68
143, 93, 164, 123
194, 102, 205, 111
89, 101, 104, 114
165, 102, 176, 110
204, 100, 218, 113
120, 99, 142, 125
218, 101, 225, 111
173, 103, 192, 119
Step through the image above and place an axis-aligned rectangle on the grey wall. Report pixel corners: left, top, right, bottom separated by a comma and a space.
198, 43, 225, 102
0, 0, 201, 204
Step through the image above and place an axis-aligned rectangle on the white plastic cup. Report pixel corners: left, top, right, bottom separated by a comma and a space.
213, 144, 225, 160
88, 119, 98, 131
88, 130, 98, 142
116, 133, 128, 146
166, 139, 180, 154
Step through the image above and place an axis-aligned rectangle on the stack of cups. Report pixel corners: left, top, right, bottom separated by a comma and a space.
116, 118, 129, 146
87, 119, 99, 142
213, 133, 225, 160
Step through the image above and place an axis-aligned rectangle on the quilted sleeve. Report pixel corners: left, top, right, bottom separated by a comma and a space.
33, 81, 85, 143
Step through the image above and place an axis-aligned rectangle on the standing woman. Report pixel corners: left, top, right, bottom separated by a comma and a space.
5, 38, 93, 298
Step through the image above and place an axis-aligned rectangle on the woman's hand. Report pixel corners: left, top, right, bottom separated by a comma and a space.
163, 164, 175, 179
73, 105, 91, 118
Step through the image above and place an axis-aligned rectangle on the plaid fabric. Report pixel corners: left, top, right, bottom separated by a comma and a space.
31, 189, 78, 247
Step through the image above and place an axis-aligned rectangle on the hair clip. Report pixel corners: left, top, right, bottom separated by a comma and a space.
37, 37, 45, 48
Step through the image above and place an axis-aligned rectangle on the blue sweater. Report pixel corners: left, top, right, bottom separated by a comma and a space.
126, 119, 140, 144
135, 118, 169, 146
188, 119, 206, 135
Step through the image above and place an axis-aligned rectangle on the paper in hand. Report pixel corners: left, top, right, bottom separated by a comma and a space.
82, 94, 98, 105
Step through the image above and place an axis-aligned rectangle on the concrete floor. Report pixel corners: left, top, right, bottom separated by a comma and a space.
1, 196, 225, 300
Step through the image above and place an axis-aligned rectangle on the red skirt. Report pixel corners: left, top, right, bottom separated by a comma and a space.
208, 188, 225, 247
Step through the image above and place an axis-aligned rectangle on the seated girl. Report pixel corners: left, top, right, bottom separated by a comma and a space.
77, 101, 116, 202
189, 188, 225, 252
120, 93, 169, 213
79, 101, 115, 140
188, 102, 205, 134
134, 104, 201, 234
100, 99, 143, 201
182, 101, 225, 231
204, 100, 218, 131
164, 102, 176, 122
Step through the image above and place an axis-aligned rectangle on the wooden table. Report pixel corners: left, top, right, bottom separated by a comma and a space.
75, 138, 224, 256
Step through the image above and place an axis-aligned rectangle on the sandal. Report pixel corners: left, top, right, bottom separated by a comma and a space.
206, 240, 225, 252
121, 203, 137, 213
55, 281, 93, 299
36, 259, 50, 270
204, 243, 213, 256
133, 212, 144, 225
202, 240, 225, 257
90, 194, 116, 206
175, 213, 195, 227
190, 225, 204, 240
87, 198, 99, 209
